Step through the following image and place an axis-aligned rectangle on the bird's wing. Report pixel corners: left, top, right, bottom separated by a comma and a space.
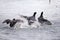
2, 19, 11, 24
16, 19, 23, 23
28, 16, 36, 21
20, 15, 28, 19
18, 14, 27, 18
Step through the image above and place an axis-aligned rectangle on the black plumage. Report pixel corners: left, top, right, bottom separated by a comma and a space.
3, 18, 23, 27
20, 12, 37, 25
38, 11, 52, 25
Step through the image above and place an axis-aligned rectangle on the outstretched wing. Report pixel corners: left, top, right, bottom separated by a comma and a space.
2, 19, 11, 24
15, 19, 23, 23
21, 15, 28, 19
19, 15, 28, 19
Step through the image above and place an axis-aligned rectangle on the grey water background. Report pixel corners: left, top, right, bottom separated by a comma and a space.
0, 0, 60, 40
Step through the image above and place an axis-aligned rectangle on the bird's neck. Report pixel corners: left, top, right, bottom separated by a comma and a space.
33, 13, 36, 17
40, 13, 43, 18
